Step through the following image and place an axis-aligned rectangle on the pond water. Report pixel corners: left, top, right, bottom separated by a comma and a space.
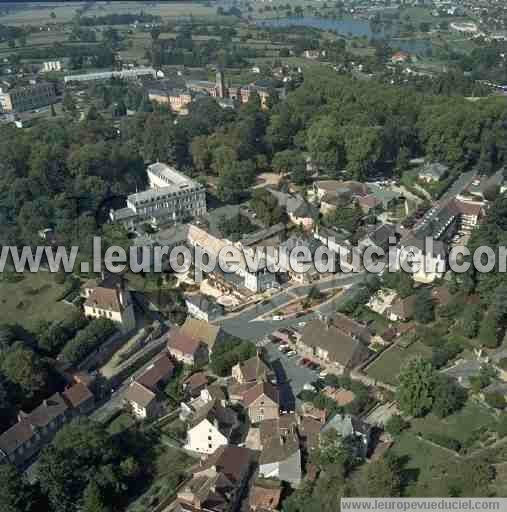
257, 16, 432, 55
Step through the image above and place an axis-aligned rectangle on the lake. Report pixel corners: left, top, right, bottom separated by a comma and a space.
257, 16, 432, 55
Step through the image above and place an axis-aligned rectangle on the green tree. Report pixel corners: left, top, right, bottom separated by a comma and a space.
62, 94, 77, 117
479, 311, 499, 348
37, 420, 128, 512
0, 464, 41, 512
306, 115, 344, 176
414, 288, 435, 324
432, 375, 467, 418
1, 344, 48, 399
461, 304, 482, 338
82, 480, 111, 512
190, 135, 211, 172
396, 357, 435, 417
250, 188, 285, 226
485, 391, 506, 410
385, 414, 409, 437
360, 454, 401, 497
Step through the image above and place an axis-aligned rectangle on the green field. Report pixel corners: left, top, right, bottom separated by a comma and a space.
392, 431, 460, 496
410, 400, 497, 446
0, 272, 75, 330
107, 412, 135, 435
0, 3, 86, 25
0, 2, 221, 26
365, 340, 432, 386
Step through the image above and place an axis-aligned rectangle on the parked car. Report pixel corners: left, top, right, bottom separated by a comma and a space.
272, 315, 283, 321
287, 350, 297, 357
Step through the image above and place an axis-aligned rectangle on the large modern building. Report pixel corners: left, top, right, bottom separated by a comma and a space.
0, 82, 56, 113
63, 67, 156, 84
110, 163, 206, 229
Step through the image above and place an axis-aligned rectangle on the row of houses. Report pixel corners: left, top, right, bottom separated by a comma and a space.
167, 349, 375, 511
0, 381, 94, 467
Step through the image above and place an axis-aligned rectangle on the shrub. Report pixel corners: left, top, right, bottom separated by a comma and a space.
424, 432, 461, 452
60, 318, 116, 365
485, 391, 507, 410
385, 414, 409, 437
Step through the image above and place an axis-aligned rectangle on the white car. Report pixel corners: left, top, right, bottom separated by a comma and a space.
272, 315, 283, 321
297, 322, 306, 327
319, 371, 328, 378
286, 350, 297, 357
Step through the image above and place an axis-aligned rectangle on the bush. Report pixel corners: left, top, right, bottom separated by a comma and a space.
210, 337, 257, 377
385, 414, 409, 437
485, 391, 507, 410
424, 432, 461, 452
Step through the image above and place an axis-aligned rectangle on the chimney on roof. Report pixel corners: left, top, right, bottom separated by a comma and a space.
18, 411, 29, 422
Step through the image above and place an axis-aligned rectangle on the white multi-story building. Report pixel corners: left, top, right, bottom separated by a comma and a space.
111, 163, 206, 228
42, 61, 62, 72
64, 67, 156, 83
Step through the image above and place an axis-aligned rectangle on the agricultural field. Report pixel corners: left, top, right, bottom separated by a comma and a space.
0, 2, 84, 25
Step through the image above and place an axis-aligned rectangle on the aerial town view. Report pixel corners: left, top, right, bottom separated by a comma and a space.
2, 0, 507, 511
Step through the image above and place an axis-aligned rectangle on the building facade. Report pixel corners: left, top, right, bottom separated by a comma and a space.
111, 163, 206, 228
0, 82, 56, 113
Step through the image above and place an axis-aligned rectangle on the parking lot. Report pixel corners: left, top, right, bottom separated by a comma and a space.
258, 327, 325, 410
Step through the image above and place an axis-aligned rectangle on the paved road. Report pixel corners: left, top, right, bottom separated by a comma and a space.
216, 272, 366, 341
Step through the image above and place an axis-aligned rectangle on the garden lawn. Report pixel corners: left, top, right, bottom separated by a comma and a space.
107, 413, 135, 435
365, 341, 432, 386
391, 431, 460, 496
410, 400, 497, 446
0, 272, 74, 329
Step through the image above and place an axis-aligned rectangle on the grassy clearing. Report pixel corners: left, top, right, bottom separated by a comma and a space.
410, 401, 497, 446
365, 340, 432, 386
391, 431, 459, 496
0, 272, 75, 330
354, 306, 391, 335
107, 412, 135, 435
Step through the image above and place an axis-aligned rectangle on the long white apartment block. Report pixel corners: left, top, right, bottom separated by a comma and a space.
111, 163, 206, 228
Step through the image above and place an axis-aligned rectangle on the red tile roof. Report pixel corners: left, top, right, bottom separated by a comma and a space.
0, 421, 34, 455
84, 286, 124, 312
249, 483, 282, 511
136, 353, 175, 391
243, 382, 279, 407
167, 327, 203, 356
62, 383, 93, 409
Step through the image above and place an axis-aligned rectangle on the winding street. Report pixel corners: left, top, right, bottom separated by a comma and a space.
215, 271, 367, 341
